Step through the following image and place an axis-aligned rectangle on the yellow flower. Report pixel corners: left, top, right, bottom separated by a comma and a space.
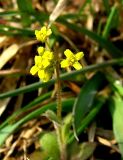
60, 49, 84, 70
35, 26, 52, 43
37, 47, 54, 61
30, 51, 54, 82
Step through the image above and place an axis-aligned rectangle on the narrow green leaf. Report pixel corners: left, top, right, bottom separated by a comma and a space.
17, 0, 34, 26
73, 72, 106, 136
68, 96, 106, 144
106, 73, 123, 96
109, 95, 123, 158
113, 82, 123, 96
78, 0, 92, 14
0, 24, 34, 36
103, 0, 110, 14
0, 92, 52, 130
43, 110, 61, 125
58, 19, 123, 58
0, 98, 74, 146
0, 10, 48, 26
102, 4, 118, 38
0, 11, 19, 16
0, 58, 123, 99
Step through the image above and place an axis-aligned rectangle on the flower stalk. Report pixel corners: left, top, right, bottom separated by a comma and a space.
30, 25, 84, 160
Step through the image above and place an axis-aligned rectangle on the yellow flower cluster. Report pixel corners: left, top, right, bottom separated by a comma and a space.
30, 26, 84, 82
30, 47, 54, 82
30, 26, 54, 82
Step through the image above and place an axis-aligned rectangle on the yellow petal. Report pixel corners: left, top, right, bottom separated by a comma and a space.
43, 71, 52, 82
41, 26, 47, 34
64, 49, 74, 58
60, 59, 70, 68
35, 30, 38, 36
34, 56, 42, 64
30, 66, 38, 75
38, 70, 51, 82
73, 62, 82, 70
75, 52, 84, 60
37, 47, 45, 55
46, 28, 52, 36
38, 70, 45, 79
35, 30, 41, 41
42, 59, 50, 68
43, 51, 54, 60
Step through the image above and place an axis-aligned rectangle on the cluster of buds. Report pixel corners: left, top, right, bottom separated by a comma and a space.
30, 27, 54, 82
30, 26, 84, 82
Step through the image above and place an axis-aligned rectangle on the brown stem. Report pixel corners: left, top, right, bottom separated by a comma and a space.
54, 48, 62, 119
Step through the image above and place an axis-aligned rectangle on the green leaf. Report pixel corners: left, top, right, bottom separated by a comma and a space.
113, 82, 123, 96
102, 4, 119, 38
73, 72, 106, 137
109, 94, 123, 158
78, 142, 96, 160
0, 92, 52, 130
58, 19, 123, 58
61, 114, 72, 143
0, 98, 74, 146
103, 0, 110, 14
43, 110, 61, 126
17, 0, 34, 26
0, 58, 123, 99
68, 96, 106, 144
0, 10, 19, 17
0, 24, 34, 36
78, 0, 92, 14
40, 132, 60, 160
106, 73, 123, 96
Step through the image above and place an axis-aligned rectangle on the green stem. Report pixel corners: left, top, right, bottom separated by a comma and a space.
45, 31, 66, 159
54, 45, 67, 160
45, 40, 51, 50
56, 126, 67, 160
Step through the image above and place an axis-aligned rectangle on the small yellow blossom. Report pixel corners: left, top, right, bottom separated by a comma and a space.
60, 49, 84, 70
35, 26, 52, 43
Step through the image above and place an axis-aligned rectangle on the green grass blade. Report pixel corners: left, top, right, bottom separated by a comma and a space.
103, 0, 110, 14
0, 58, 123, 99
106, 74, 123, 97
0, 10, 19, 16
73, 72, 106, 135
17, 0, 34, 26
102, 4, 118, 38
78, 0, 91, 14
0, 98, 74, 146
0, 10, 48, 26
17, 0, 34, 13
0, 92, 52, 130
68, 96, 106, 144
58, 19, 123, 58
109, 95, 123, 158
0, 24, 34, 36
